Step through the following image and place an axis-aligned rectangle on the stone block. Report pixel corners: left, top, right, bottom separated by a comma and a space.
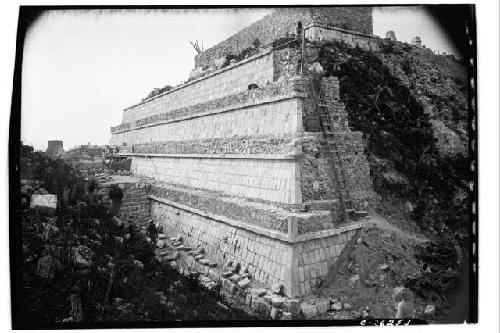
331, 301, 343, 311
300, 302, 318, 319
270, 307, 282, 320
257, 300, 272, 317
245, 293, 253, 307
222, 271, 233, 278
251, 295, 260, 310
263, 294, 272, 304
270, 295, 284, 309
284, 299, 301, 315
229, 274, 242, 283
256, 288, 267, 297
30, 194, 57, 214
315, 299, 330, 314
238, 278, 250, 289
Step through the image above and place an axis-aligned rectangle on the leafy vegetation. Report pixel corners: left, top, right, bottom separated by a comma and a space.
18, 150, 255, 327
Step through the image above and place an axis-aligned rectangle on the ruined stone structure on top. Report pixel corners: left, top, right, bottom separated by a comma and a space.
46, 140, 64, 156
109, 7, 380, 297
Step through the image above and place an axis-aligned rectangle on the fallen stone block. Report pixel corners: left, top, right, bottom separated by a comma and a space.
208, 261, 217, 267
301, 302, 318, 319
195, 254, 204, 261
206, 281, 218, 290
30, 194, 57, 214
229, 274, 242, 283
257, 300, 272, 317
284, 299, 301, 315
222, 271, 233, 278
221, 278, 237, 294
256, 288, 267, 297
250, 295, 260, 310
238, 277, 250, 288
200, 259, 210, 266
200, 275, 212, 284
270, 307, 282, 320
331, 301, 343, 311
208, 270, 219, 282
315, 299, 330, 314
245, 293, 253, 307
270, 295, 284, 309
424, 304, 436, 317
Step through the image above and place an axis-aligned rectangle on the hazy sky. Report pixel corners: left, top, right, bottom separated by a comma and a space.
21, 6, 459, 151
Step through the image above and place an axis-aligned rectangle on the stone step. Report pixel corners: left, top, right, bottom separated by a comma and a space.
354, 211, 369, 218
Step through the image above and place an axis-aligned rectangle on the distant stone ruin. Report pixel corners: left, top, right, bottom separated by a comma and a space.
385, 30, 396, 41
46, 140, 64, 156
412, 36, 422, 47
108, 7, 414, 300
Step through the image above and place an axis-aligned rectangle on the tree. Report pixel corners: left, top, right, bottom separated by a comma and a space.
190, 40, 204, 55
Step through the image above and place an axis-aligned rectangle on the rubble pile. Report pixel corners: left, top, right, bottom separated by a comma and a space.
315, 225, 421, 319
308, 223, 464, 321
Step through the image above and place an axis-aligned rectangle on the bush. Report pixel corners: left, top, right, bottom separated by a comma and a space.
108, 185, 124, 202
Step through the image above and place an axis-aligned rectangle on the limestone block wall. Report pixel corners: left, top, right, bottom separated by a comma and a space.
122, 52, 274, 123
133, 156, 301, 204
306, 24, 381, 52
99, 181, 151, 226
119, 184, 151, 225
295, 228, 358, 295
150, 185, 290, 232
111, 78, 306, 135
151, 198, 363, 297
111, 97, 302, 146
151, 201, 291, 292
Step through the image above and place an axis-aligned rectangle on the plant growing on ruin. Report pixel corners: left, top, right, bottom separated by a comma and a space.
189, 40, 204, 55
252, 38, 261, 49
108, 185, 124, 216
87, 176, 99, 194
